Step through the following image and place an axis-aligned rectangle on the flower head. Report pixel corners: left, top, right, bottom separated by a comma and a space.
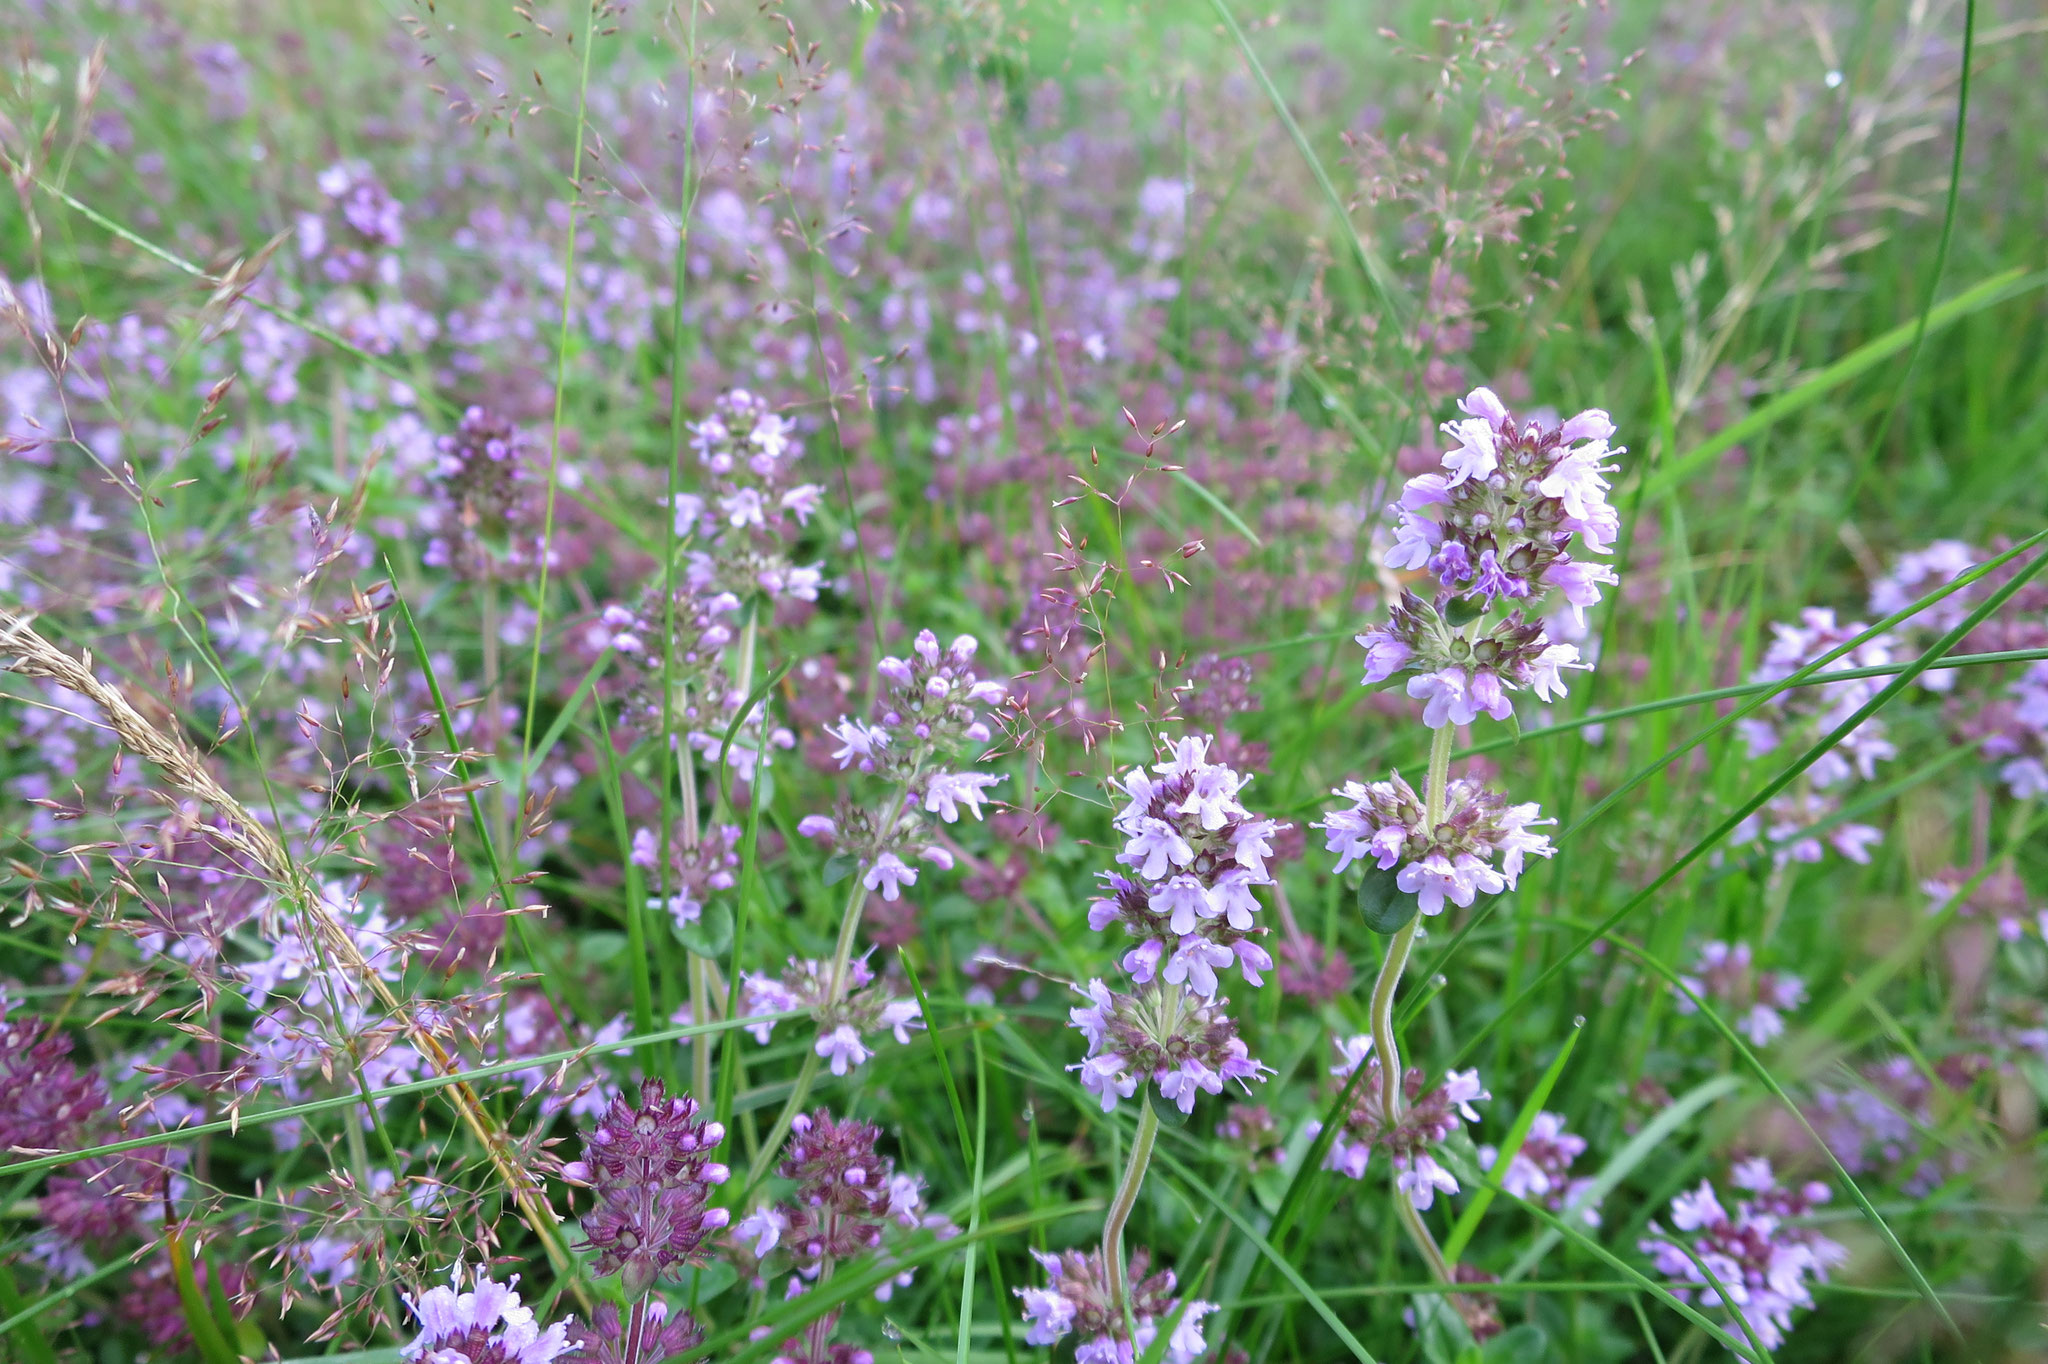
563, 1080, 732, 1298
1015, 1246, 1216, 1364
402, 1265, 575, 1364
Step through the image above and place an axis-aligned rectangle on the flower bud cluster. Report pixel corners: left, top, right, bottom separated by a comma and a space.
423, 406, 543, 582
1318, 771, 1554, 915
1015, 1246, 1215, 1364
823, 630, 1006, 781
732, 1111, 953, 1333
629, 822, 742, 931
739, 956, 923, 1076
567, 1301, 701, 1364
1673, 941, 1806, 1046
595, 582, 743, 741
563, 1080, 733, 1300
1067, 977, 1269, 1115
676, 388, 825, 606
1315, 1035, 1488, 1210
1638, 1159, 1846, 1353
1087, 734, 1286, 997
1360, 386, 1622, 729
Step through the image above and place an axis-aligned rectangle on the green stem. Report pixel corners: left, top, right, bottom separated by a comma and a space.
1101, 1098, 1161, 1309
1366, 724, 1456, 1281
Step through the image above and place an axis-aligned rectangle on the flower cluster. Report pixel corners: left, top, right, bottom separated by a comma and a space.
595, 581, 744, 741
401, 1266, 575, 1364
1087, 734, 1286, 997
1015, 1246, 1216, 1364
1068, 977, 1269, 1114
1673, 941, 1807, 1046
563, 1080, 732, 1298
423, 406, 543, 582
734, 1111, 952, 1357
1639, 1159, 1847, 1353
1479, 1112, 1600, 1225
0, 998, 107, 1154
566, 1301, 702, 1364
1921, 865, 2042, 944
1360, 387, 1622, 728
299, 160, 405, 287
1315, 1035, 1488, 1209
1980, 660, 2048, 799
1318, 770, 1554, 915
801, 630, 1007, 895
1806, 1054, 1983, 1194
740, 956, 922, 1076
677, 388, 826, 605
629, 822, 743, 930
1733, 608, 1896, 865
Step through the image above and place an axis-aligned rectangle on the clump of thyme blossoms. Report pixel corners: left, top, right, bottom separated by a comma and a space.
1313, 385, 1623, 1287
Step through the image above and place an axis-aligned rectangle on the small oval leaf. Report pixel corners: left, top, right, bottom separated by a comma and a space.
1357, 865, 1420, 934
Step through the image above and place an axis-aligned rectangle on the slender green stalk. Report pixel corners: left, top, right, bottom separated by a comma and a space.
1101, 1098, 1162, 1309
1364, 724, 1456, 1282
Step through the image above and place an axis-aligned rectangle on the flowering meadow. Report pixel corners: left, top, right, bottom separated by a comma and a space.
3, 0, 2047, 1360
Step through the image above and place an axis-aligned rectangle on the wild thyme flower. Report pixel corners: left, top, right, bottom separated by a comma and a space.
596, 582, 743, 743
1359, 386, 1622, 727
1014, 1245, 1216, 1364
1639, 1161, 1846, 1353
423, 406, 543, 581
1216, 1103, 1287, 1171
300, 161, 403, 284
401, 1265, 575, 1364
1478, 1112, 1600, 1225
1314, 1035, 1487, 1209
1921, 866, 2038, 944
732, 1110, 953, 1346
739, 955, 923, 1075
565, 1301, 702, 1364
1318, 771, 1554, 914
1981, 661, 2048, 799
801, 630, 1007, 892
629, 822, 742, 929
1731, 608, 1896, 864
1087, 733, 1285, 996
563, 1080, 733, 1299
1066, 977, 1270, 1114
1674, 941, 1806, 1046
0, 997, 107, 1154
677, 388, 825, 606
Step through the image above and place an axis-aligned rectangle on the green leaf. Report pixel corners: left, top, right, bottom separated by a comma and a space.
672, 899, 734, 958
822, 852, 860, 886
1482, 1324, 1552, 1364
664, 1261, 738, 1305
1357, 865, 1421, 934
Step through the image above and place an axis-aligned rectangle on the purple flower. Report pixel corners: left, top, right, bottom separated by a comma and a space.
401, 1266, 575, 1364
738, 956, 922, 1075
1015, 1246, 1216, 1364
1639, 1163, 1847, 1352
1319, 772, 1554, 912
564, 1080, 731, 1299
1067, 977, 1270, 1114
1317, 1036, 1487, 1209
